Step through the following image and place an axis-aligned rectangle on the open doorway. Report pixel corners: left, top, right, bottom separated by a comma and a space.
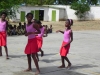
39, 10, 44, 21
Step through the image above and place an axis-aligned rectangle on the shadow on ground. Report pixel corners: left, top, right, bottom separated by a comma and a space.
9, 55, 26, 58
13, 64, 97, 75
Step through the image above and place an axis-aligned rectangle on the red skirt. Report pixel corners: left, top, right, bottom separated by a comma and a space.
36, 37, 43, 49
24, 38, 39, 54
0, 31, 7, 46
60, 41, 70, 56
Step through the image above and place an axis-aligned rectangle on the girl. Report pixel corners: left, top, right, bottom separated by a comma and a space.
35, 20, 45, 61
24, 13, 40, 74
56, 19, 73, 69
0, 12, 9, 59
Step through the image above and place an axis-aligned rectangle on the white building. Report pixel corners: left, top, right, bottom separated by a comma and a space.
16, 5, 66, 22
15, 5, 100, 22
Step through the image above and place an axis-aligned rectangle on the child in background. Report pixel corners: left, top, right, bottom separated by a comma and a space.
35, 20, 45, 61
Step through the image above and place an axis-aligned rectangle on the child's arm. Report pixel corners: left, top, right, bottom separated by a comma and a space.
39, 28, 45, 37
6, 21, 8, 31
25, 23, 41, 36
69, 31, 73, 44
56, 30, 64, 34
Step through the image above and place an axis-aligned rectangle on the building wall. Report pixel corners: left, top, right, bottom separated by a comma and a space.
16, 5, 100, 21
63, 5, 100, 20
59, 9, 66, 20
16, 6, 50, 21
49, 8, 59, 21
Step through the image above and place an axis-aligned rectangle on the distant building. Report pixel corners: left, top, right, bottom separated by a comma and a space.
14, 5, 100, 22
16, 5, 66, 22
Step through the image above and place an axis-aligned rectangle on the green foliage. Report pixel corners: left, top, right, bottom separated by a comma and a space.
0, 0, 23, 19
70, 0, 90, 20
24, 0, 55, 5
56, 0, 79, 5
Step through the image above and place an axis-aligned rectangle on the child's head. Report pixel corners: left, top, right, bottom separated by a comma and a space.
26, 13, 33, 22
50, 25, 52, 27
24, 22, 26, 25
65, 19, 73, 27
14, 25, 16, 28
35, 20, 42, 28
19, 22, 21, 26
0, 12, 7, 20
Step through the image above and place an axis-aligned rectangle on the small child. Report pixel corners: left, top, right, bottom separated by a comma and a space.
35, 20, 45, 61
56, 19, 73, 69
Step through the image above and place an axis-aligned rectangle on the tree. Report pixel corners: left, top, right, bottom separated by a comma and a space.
70, 0, 90, 20
0, 0, 23, 19
87, 0, 98, 5
24, 0, 55, 5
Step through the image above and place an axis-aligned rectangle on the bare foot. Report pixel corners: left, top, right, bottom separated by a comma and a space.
0, 53, 2, 56
24, 69, 32, 72
6, 56, 9, 59
58, 65, 65, 68
0, 55, 2, 56
67, 63, 71, 69
35, 70, 40, 75
41, 51, 44, 57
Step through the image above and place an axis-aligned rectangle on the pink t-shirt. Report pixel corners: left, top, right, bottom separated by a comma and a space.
37, 27, 45, 38
26, 23, 36, 39
63, 29, 71, 43
0, 20, 6, 32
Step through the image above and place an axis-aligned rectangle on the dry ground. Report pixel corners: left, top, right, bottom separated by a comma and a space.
10, 20, 100, 31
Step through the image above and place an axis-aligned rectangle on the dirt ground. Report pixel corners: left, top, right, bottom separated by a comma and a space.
42, 20, 100, 31
10, 20, 100, 31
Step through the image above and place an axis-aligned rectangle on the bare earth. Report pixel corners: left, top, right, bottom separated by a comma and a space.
42, 21, 100, 31
10, 21, 100, 31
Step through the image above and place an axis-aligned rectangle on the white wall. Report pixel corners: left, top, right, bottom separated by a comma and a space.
59, 9, 66, 20
16, 6, 50, 21
62, 6, 100, 20
16, 5, 100, 21
50, 5, 100, 20
49, 8, 59, 21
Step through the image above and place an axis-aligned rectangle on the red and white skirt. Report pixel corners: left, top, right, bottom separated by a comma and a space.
24, 38, 39, 54
0, 31, 7, 46
60, 41, 70, 56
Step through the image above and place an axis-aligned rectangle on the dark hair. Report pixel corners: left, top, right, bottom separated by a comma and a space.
35, 20, 42, 24
1, 12, 7, 16
26, 13, 33, 18
67, 19, 73, 26
33, 19, 37, 22
70, 19, 73, 25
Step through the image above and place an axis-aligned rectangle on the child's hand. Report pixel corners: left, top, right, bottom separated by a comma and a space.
56, 30, 60, 33
25, 32, 33, 36
25, 33, 28, 36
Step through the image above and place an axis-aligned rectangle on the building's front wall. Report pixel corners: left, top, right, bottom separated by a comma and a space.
15, 5, 100, 22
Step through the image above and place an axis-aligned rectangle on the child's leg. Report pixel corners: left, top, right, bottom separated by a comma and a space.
0, 46, 2, 56
58, 56, 65, 68
25, 54, 32, 71
32, 53, 40, 74
4, 46, 9, 59
64, 57, 71, 68
39, 48, 44, 57
36, 53, 39, 61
